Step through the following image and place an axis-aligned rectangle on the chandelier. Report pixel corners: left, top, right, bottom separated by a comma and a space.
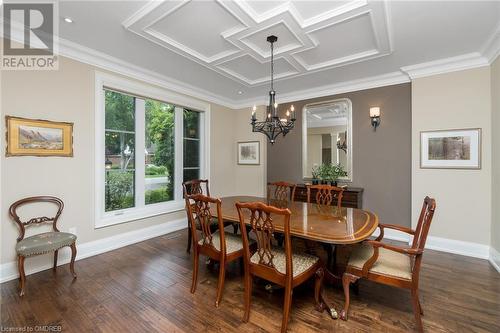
251, 35, 296, 144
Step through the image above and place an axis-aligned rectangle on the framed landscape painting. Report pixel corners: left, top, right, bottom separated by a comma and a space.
237, 141, 260, 165
6, 116, 73, 157
420, 128, 481, 169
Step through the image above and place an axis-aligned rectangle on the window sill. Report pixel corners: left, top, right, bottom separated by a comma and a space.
95, 200, 185, 229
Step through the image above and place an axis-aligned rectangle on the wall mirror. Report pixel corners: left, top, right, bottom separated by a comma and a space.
302, 98, 352, 181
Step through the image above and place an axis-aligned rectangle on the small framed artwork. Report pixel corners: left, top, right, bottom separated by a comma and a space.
237, 141, 260, 165
6, 116, 74, 157
420, 128, 481, 169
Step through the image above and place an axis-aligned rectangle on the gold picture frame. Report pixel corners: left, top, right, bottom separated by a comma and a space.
6, 116, 74, 157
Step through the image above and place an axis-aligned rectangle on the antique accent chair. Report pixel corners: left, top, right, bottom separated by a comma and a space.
341, 196, 436, 332
267, 181, 296, 204
187, 193, 251, 307
306, 184, 345, 268
9, 196, 77, 296
236, 201, 326, 333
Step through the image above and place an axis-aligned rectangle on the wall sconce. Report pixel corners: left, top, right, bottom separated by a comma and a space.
369, 107, 381, 131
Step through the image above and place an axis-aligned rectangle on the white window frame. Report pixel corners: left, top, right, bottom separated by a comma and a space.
95, 72, 211, 228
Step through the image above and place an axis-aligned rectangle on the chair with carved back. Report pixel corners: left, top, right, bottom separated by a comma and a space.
306, 184, 344, 209
9, 196, 77, 296
183, 179, 239, 253
236, 201, 326, 333
305, 184, 345, 268
188, 194, 252, 307
341, 197, 436, 332
267, 181, 296, 204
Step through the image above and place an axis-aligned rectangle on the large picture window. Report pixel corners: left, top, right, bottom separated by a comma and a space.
96, 73, 209, 227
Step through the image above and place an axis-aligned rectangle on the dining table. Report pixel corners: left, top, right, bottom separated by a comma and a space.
215, 195, 379, 319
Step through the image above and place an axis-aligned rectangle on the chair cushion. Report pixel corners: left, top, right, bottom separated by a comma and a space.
198, 231, 246, 254
348, 244, 412, 280
16, 232, 77, 257
250, 248, 319, 277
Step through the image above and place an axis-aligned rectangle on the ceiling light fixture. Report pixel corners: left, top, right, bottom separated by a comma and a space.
250, 35, 295, 144
63, 17, 73, 23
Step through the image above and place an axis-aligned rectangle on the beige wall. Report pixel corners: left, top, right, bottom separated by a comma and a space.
210, 105, 267, 197
0, 56, 258, 269
412, 67, 492, 245
491, 57, 500, 252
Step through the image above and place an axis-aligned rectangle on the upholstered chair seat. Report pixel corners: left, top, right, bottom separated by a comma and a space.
16, 232, 77, 257
250, 248, 319, 277
198, 231, 253, 254
348, 243, 411, 280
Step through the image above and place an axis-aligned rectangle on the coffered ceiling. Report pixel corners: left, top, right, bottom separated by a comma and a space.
123, 0, 391, 86
14, 1, 500, 107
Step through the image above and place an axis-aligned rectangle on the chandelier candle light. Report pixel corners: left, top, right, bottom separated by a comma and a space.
251, 35, 296, 144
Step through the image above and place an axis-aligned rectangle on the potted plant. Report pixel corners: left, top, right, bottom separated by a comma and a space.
317, 163, 348, 186
311, 165, 320, 185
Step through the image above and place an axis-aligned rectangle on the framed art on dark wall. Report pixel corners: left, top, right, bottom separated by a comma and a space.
237, 141, 260, 165
420, 128, 481, 169
6, 116, 74, 157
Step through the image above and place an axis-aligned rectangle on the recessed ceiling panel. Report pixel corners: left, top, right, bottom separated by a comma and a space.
148, 1, 244, 60
244, 1, 285, 15
217, 55, 298, 83
294, 13, 377, 70
241, 22, 302, 57
293, 1, 351, 21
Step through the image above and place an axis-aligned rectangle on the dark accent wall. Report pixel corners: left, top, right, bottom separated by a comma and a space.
267, 83, 412, 227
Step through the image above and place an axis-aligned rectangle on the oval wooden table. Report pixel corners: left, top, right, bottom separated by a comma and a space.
217, 196, 379, 318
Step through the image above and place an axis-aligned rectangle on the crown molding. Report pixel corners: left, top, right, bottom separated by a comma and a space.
482, 24, 500, 64
58, 38, 240, 109
233, 71, 410, 108
401, 52, 490, 80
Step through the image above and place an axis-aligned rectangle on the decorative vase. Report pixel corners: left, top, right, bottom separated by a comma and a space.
312, 179, 319, 185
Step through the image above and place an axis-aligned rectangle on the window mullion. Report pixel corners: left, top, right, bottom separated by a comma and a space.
135, 98, 146, 208
174, 106, 184, 201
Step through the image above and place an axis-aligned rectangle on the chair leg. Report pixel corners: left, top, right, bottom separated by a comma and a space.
18, 256, 26, 297
314, 267, 325, 312
53, 250, 58, 272
243, 272, 252, 322
191, 247, 199, 294
215, 259, 226, 307
69, 243, 77, 279
281, 286, 293, 333
232, 223, 239, 235
411, 289, 424, 332
187, 226, 192, 254
340, 273, 359, 321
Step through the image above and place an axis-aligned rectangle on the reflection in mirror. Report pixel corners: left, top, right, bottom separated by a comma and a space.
302, 98, 352, 181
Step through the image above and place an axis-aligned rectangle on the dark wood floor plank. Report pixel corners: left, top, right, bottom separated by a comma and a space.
2, 229, 499, 332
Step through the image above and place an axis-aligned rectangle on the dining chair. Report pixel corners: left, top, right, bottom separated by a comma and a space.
236, 201, 325, 333
306, 184, 345, 268
341, 196, 436, 332
306, 184, 344, 209
267, 181, 297, 203
9, 196, 77, 296
188, 193, 251, 307
183, 179, 212, 253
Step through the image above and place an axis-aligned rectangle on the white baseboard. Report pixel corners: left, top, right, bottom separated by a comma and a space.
0, 218, 187, 283
489, 247, 500, 273
373, 228, 491, 260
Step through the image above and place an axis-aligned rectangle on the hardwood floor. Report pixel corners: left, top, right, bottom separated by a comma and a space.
2, 229, 499, 332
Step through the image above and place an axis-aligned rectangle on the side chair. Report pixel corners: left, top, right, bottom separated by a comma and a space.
236, 201, 326, 333
9, 196, 77, 296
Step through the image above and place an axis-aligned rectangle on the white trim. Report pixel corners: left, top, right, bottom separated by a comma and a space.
94, 72, 209, 228
482, 23, 500, 64
239, 71, 410, 108
400, 53, 490, 80
0, 218, 187, 283
489, 247, 500, 273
